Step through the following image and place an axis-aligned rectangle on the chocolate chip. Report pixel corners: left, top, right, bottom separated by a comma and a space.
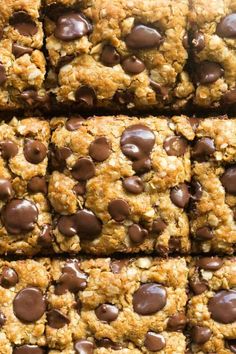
195, 227, 213, 240
55, 261, 87, 295
47, 309, 70, 329
226, 339, 236, 353
144, 332, 166, 351
89, 137, 111, 162
0, 267, 18, 288
221, 166, 236, 194
57, 55, 75, 72
95, 304, 119, 322
121, 56, 145, 75
170, 183, 190, 208
168, 236, 181, 252
132, 158, 152, 174
149, 80, 169, 100
122, 176, 144, 194
128, 224, 148, 243
216, 14, 236, 38
108, 199, 130, 222
183, 32, 189, 49
72, 158, 95, 181
12, 43, 33, 58
189, 279, 208, 295
58, 215, 77, 237
192, 138, 215, 160
75, 209, 102, 240
0, 178, 13, 200
54, 12, 92, 41
113, 90, 134, 105
96, 338, 122, 350
192, 31, 205, 52
13, 287, 46, 322
190, 180, 203, 201
110, 259, 129, 274
0, 63, 6, 85
73, 182, 86, 196
191, 326, 212, 344
19, 90, 50, 109
133, 283, 167, 315
0, 140, 18, 159
208, 290, 236, 324
0, 311, 6, 326
65, 117, 84, 131
38, 224, 53, 248
28, 177, 47, 194
10, 12, 38, 36
13, 346, 45, 354
222, 89, 236, 105
101, 45, 120, 67
189, 117, 201, 131
125, 24, 163, 49
167, 312, 187, 331
74, 340, 94, 354
151, 218, 167, 234
163, 136, 188, 156
197, 257, 223, 271
2, 199, 38, 234
24, 140, 47, 164
195, 61, 224, 85
75, 86, 96, 106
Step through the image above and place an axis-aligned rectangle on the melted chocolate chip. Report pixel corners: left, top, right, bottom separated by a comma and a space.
189, 279, 208, 295
113, 90, 134, 106
13, 346, 45, 354
192, 138, 215, 160
190, 180, 203, 201
170, 183, 190, 208
149, 80, 169, 100
192, 326, 212, 344
19, 90, 50, 109
101, 45, 120, 67
169, 237, 181, 252
0, 267, 18, 288
57, 55, 75, 72
75, 86, 96, 106
128, 224, 148, 243
216, 14, 236, 38
151, 218, 167, 234
0, 311, 6, 326
10, 12, 38, 36
192, 31, 205, 52
0, 140, 18, 159
72, 158, 95, 181
2, 199, 38, 234
55, 261, 87, 295
208, 290, 236, 324
66, 117, 84, 131
24, 140, 47, 164
222, 89, 236, 105
13, 287, 46, 322
195, 61, 224, 85
58, 215, 77, 237
74, 209, 102, 240
54, 12, 92, 41
47, 309, 70, 329
226, 339, 236, 353
122, 176, 144, 194
167, 312, 187, 331
163, 136, 188, 156
96, 338, 122, 350
0, 178, 13, 200
0, 63, 6, 85
195, 227, 213, 240
73, 182, 86, 196
108, 199, 130, 222
122, 56, 145, 75
38, 224, 53, 248
197, 257, 223, 271
221, 166, 236, 194
133, 283, 167, 315
110, 259, 129, 274
89, 137, 111, 162
12, 43, 33, 58
28, 177, 47, 194
125, 24, 163, 49
95, 304, 119, 322
144, 332, 166, 351
74, 340, 94, 354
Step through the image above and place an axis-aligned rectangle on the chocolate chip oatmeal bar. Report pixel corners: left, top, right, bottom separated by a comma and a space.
189, 0, 236, 108
44, 0, 193, 110
190, 118, 236, 254
0, 118, 52, 255
187, 256, 236, 353
49, 115, 192, 255
0, 0, 48, 110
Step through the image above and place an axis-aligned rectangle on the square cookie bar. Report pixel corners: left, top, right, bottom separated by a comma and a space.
44, 0, 193, 110
49, 115, 192, 255
187, 256, 236, 353
0, 259, 50, 354
189, 0, 236, 108
0, 117, 52, 255
46, 257, 188, 352
190, 118, 236, 254
0, 0, 48, 110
